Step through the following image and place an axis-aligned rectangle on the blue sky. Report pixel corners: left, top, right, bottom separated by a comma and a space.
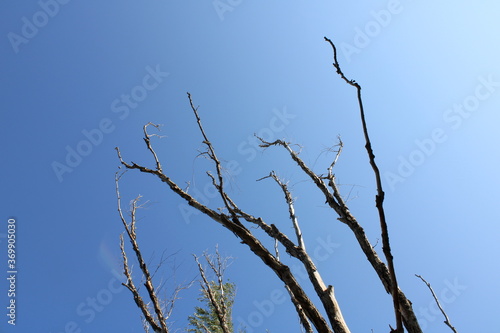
1, 1, 499, 332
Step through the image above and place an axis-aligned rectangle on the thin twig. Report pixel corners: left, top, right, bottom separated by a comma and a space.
143, 123, 164, 172
259, 171, 306, 251
415, 275, 459, 333
327, 136, 343, 179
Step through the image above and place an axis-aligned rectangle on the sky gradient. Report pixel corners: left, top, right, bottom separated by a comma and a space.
1, 1, 500, 332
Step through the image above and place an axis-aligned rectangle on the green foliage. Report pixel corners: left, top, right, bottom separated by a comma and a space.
187, 281, 236, 333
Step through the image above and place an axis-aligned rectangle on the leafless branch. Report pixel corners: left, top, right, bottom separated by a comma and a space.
115, 106, 336, 332
204, 246, 231, 320
120, 235, 163, 333
258, 171, 306, 251
190, 93, 349, 333
327, 136, 343, 179
187, 93, 239, 221
229, 174, 349, 332
117, 82, 426, 332
284, 285, 314, 333
190, 246, 236, 333
415, 275, 459, 333
257, 133, 421, 332
274, 237, 280, 261
116, 172, 169, 333
194, 252, 231, 333
109, 24, 434, 332
143, 123, 164, 172
324, 36, 403, 333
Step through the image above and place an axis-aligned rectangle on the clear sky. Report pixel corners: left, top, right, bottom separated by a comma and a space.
1, 1, 500, 332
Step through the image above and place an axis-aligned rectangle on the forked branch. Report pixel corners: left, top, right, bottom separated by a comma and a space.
193, 250, 232, 333
116, 60, 425, 332
116, 172, 169, 333
257, 171, 306, 250
115, 100, 336, 332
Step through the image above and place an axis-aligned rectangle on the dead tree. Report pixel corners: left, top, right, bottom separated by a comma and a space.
116, 171, 238, 333
115, 38, 426, 332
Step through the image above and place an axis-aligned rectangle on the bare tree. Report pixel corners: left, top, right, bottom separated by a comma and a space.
115, 38, 457, 332
116, 171, 240, 333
